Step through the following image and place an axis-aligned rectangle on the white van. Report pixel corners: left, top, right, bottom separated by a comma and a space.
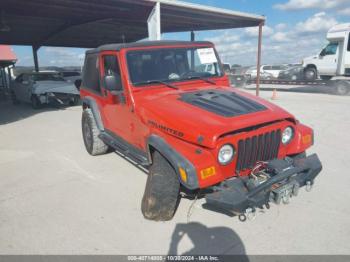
303, 23, 350, 80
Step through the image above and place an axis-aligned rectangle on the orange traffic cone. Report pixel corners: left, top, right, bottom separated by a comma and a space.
271, 88, 277, 100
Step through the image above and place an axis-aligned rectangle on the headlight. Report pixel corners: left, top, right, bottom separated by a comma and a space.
218, 144, 235, 165
282, 126, 294, 144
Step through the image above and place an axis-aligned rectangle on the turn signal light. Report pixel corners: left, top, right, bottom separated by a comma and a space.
200, 166, 216, 179
302, 134, 312, 144
179, 167, 187, 183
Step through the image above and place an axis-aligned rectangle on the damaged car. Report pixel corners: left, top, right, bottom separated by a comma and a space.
80, 40, 322, 222
11, 72, 80, 109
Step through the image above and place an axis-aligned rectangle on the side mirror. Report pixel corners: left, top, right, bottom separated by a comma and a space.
319, 49, 326, 57
104, 75, 122, 91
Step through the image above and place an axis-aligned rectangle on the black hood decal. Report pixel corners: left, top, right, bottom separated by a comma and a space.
179, 89, 267, 117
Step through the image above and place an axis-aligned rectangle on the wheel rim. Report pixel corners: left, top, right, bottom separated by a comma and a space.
83, 119, 92, 149
306, 70, 315, 79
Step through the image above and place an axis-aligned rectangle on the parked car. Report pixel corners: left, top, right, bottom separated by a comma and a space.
246, 66, 274, 80
60, 71, 81, 83
11, 72, 80, 109
262, 65, 288, 78
222, 63, 232, 74
229, 65, 248, 87
278, 66, 304, 81
80, 40, 322, 222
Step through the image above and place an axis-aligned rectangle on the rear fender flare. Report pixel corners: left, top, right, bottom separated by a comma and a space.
147, 135, 199, 190
82, 97, 104, 131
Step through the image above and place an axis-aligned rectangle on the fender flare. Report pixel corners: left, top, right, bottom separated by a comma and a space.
147, 135, 199, 190
305, 64, 317, 71
82, 97, 104, 131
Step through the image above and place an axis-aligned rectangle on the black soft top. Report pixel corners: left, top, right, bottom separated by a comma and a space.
86, 40, 214, 54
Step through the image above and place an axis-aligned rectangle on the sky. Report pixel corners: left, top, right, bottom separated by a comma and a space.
12, 0, 350, 67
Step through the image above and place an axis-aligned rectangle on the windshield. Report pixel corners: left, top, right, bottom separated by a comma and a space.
126, 46, 223, 86
31, 73, 65, 82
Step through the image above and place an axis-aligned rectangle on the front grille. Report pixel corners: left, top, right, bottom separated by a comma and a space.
236, 130, 281, 173
53, 93, 72, 99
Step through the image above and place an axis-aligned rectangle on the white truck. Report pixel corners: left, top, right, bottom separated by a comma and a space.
302, 23, 350, 95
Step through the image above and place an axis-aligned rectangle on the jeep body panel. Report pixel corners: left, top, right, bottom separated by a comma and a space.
80, 41, 315, 190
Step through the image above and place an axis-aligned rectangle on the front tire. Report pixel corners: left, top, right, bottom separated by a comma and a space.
304, 67, 317, 81
141, 151, 181, 221
31, 95, 42, 109
69, 96, 80, 106
81, 108, 109, 155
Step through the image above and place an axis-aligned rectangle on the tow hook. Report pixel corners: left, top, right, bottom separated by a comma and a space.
305, 181, 313, 192
238, 207, 256, 222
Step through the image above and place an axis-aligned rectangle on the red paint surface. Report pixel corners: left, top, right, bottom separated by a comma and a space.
81, 42, 314, 189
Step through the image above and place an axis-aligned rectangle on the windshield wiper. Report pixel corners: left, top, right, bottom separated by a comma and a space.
183, 76, 216, 85
134, 80, 178, 90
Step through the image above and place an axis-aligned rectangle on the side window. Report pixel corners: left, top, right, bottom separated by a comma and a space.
102, 55, 123, 91
103, 55, 121, 77
82, 54, 100, 93
324, 43, 338, 56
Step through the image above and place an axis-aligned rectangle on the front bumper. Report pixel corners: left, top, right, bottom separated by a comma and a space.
204, 154, 322, 219
39, 92, 79, 105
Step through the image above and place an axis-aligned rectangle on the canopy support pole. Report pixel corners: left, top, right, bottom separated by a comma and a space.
190, 31, 195, 70
147, 1, 161, 40
256, 22, 263, 96
7, 66, 11, 90
32, 46, 39, 72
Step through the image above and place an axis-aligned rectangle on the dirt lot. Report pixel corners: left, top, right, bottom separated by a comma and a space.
0, 89, 349, 255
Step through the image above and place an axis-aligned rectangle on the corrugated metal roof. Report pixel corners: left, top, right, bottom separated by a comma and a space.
0, 0, 265, 48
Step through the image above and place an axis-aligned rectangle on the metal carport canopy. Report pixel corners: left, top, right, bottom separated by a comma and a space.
0, 0, 265, 48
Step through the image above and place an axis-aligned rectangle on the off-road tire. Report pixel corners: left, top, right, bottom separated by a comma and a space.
31, 95, 42, 109
304, 67, 317, 81
81, 108, 109, 156
141, 151, 180, 221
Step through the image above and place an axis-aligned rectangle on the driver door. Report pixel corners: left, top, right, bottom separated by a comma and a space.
99, 52, 134, 143
318, 43, 338, 75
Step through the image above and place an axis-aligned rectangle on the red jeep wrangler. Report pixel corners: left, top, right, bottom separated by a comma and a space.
80, 41, 322, 221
